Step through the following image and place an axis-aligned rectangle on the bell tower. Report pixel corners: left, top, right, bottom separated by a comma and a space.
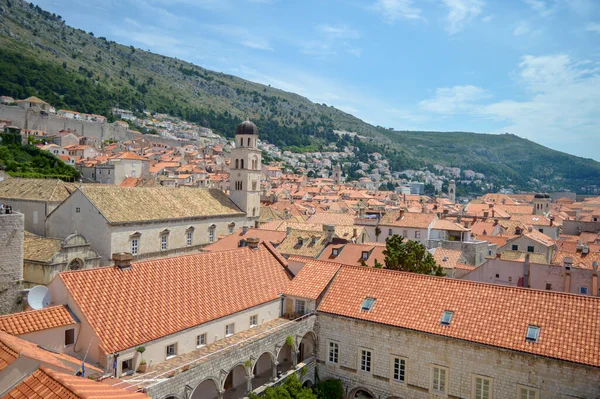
448, 180, 456, 203
229, 120, 261, 219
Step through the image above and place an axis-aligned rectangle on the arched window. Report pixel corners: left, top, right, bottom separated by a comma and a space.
240, 138, 243, 147
241, 159, 244, 169
253, 207, 256, 217
235, 159, 239, 169
248, 137, 251, 146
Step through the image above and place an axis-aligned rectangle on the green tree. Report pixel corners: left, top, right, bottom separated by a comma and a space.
382, 235, 444, 276
374, 227, 381, 242
251, 374, 317, 399
315, 379, 343, 399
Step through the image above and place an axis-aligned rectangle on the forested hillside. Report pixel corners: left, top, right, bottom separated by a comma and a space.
0, 0, 599, 192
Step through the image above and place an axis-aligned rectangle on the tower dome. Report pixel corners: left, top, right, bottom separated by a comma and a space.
236, 120, 258, 135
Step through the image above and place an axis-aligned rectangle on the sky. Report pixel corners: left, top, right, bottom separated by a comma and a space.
32, 0, 600, 160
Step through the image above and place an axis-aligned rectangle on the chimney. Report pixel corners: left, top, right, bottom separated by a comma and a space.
582, 244, 590, 255
550, 216, 554, 226
323, 224, 335, 242
246, 237, 260, 249
398, 209, 404, 220
563, 257, 573, 270
112, 252, 133, 270
353, 227, 358, 238
523, 253, 530, 288
255, 220, 260, 229
286, 226, 292, 236
242, 226, 249, 235
527, 226, 533, 233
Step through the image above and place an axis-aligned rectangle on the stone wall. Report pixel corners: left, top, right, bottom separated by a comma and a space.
0, 212, 24, 315
562, 220, 600, 235
316, 313, 600, 399
145, 316, 317, 399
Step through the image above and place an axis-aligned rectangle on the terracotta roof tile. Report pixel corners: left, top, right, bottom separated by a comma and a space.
318, 243, 386, 267
23, 232, 62, 263
0, 306, 76, 336
284, 258, 342, 299
1, 367, 149, 399
58, 246, 291, 353
203, 228, 287, 252
306, 213, 356, 226
379, 212, 436, 229
318, 265, 600, 367
0, 179, 77, 203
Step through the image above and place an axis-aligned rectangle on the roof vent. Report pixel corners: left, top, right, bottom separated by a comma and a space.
442, 256, 448, 262
563, 257, 573, 270
246, 237, 260, 249
440, 310, 454, 326
582, 245, 589, 255
112, 252, 133, 270
526, 325, 540, 343
592, 261, 598, 271
361, 297, 376, 312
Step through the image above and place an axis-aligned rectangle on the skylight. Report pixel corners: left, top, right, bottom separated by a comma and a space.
526, 325, 540, 343
440, 310, 454, 326
361, 297, 376, 312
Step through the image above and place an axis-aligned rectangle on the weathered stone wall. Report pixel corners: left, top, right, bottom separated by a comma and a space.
562, 220, 600, 235
0, 212, 24, 314
146, 316, 316, 399
316, 313, 600, 399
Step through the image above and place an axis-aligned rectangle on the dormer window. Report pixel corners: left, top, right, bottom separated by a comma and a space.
361, 251, 369, 260
361, 297, 376, 312
526, 325, 540, 343
311, 236, 318, 245
297, 237, 304, 246
440, 310, 454, 326
332, 248, 339, 257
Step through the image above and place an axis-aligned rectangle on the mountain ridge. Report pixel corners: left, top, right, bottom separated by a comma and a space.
0, 0, 599, 193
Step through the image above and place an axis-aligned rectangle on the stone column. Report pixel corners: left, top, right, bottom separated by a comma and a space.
271, 361, 279, 382
292, 351, 298, 368
217, 390, 224, 399
246, 374, 253, 394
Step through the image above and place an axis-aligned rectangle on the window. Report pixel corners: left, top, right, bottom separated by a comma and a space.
526, 325, 540, 343
235, 159, 239, 169
228, 225, 234, 234
527, 246, 534, 253
388, 228, 393, 236
362, 251, 369, 260
361, 297, 376, 312
295, 299, 306, 315
328, 342, 339, 364
495, 273, 499, 278
360, 349, 372, 373
121, 358, 133, 373
403, 230, 408, 237
161, 235, 168, 251
545, 283, 552, 290
473, 376, 492, 399
75, 207, 81, 213
512, 244, 519, 251
166, 343, 177, 358
197, 333, 207, 347
538, 228, 543, 234
519, 386, 539, 399
250, 315, 258, 327
187, 231, 193, 247
431, 366, 447, 394
415, 231, 421, 239
64, 329, 75, 346
209, 229, 215, 243
440, 310, 454, 326
131, 239, 139, 255
248, 137, 251, 146
241, 159, 244, 169
332, 248, 339, 256
392, 357, 406, 382
225, 323, 235, 337
580, 286, 588, 295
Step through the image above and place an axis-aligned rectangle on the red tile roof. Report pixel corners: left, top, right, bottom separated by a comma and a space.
1, 367, 149, 399
379, 212, 436, 229
58, 246, 291, 353
203, 228, 286, 252
0, 306, 76, 336
284, 258, 342, 299
0, 332, 102, 375
317, 243, 386, 267
318, 265, 600, 368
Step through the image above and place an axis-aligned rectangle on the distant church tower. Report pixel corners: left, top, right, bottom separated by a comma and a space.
229, 120, 261, 220
333, 163, 343, 185
533, 193, 551, 215
448, 180, 456, 203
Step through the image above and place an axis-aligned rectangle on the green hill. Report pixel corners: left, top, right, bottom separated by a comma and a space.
0, 0, 598, 193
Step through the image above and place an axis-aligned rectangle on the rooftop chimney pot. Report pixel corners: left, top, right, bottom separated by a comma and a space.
112, 252, 133, 270
246, 237, 260, 249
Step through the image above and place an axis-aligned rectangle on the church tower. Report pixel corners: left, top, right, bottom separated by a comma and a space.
448, 180, 456, 203
229, 120, 261, 220
333, 163, 343, 185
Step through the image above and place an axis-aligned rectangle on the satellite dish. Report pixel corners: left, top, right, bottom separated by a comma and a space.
27, 286, 52, 310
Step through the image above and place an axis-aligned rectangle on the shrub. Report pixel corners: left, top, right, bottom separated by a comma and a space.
315, 379, 343, 399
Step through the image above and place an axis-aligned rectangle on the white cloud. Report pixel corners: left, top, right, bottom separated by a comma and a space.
523, 0, 555, 17
203, 24, 274, 51
241, 40, 273, 51
587, 23, 600, 33
316, 24, 362, 39
513, 21, 531, 36
419, 85, 490, 113
442, 0, 485, 34
481, 15, 494, 23
371, 0, 423, 23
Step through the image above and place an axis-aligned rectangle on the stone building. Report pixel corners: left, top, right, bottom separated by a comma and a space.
0, 178, 77, 236
46, 185, 254, 265
0, 212, 24, 315
22, 232, 101, 287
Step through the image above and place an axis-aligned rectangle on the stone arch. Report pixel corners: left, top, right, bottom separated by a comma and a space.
276, 340, 295, 374
68, 258, 84, 271
247, 137, 251, 146
252, 351, 275, 390
190, 378, 219, 399
297, 331, 316, 363
348, 387, 376, 399
222, 363, 248, 396
302, 380, 313, 388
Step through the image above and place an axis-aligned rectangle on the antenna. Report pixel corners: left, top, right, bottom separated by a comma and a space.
27, 286, 52, 310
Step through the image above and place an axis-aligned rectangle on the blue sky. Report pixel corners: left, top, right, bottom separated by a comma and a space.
33, 0, 600, 160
